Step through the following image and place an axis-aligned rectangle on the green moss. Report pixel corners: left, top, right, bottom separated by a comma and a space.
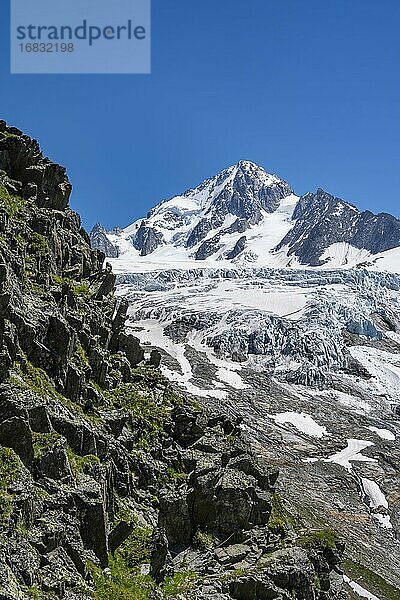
72, 282, 91, 297
1, 131, 20, 140
11, 361, 64, 403
87, 556, 155, 600
25, 586, 47, 599
163, 388, 184, 406
297, 528, 338, 550
268, 491, 296, 535
32, 432, 61, 460
157, 465, 187, 486
162, 572, 196, 597
76, 341, 89, 366
131, 366, 167, 386
105, 383, 169, 449
23, 281, 45, 296
29, 232, 49, 256
0, 184, 25, 218
50, 274, 92, 297
15, 232, 26, 247
113, 505, 137, 527
0, 447, 21, 527
344, 558, 400, 600
50, 273, 63, 286
10, 360, 87, 419
192, 529, 215, 550
116, 526, 152, 568
67, 447, 99, 477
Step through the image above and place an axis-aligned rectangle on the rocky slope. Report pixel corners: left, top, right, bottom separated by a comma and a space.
90, 161, 400, 273
0, 123, 347, 599
95, 161, 400, 599
114, 265, 400, 599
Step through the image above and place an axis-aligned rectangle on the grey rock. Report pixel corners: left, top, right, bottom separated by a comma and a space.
89, 223, 119, 258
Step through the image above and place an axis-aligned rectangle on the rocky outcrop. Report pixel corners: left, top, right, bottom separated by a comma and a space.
227, 235, 247, 259
0, 122, 344, 599
89, 223, 119, 258
132, 221, 164, 256
276, 188, 400, 265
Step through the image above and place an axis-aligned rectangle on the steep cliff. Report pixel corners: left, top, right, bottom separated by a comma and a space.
0, 121, 344, 600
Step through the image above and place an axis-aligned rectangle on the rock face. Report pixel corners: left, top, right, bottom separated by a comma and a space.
276, 188, 400, 266
0, 121, 344, 599
132, 221, 163, 256
89, 223, 119, 258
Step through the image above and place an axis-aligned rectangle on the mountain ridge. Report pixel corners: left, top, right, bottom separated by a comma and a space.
91, 162, 400, 273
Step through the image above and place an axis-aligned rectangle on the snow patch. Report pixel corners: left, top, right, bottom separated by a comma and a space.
269, 412, 327, 438
343, 575, 381, 600
325, 439, 376, 471
367, 426, 395, 441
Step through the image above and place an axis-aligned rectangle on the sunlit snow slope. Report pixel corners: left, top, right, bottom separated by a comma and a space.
92, 160, 400, 274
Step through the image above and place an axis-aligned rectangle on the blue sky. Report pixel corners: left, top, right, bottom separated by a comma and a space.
1, 0, 399, 229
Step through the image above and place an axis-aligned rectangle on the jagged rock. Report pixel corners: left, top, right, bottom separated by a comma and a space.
36, 440, 73, 481
192, 467, 272, 534
90, 223, 119, 258
158, 488, 193, 545
276, 188, 400, 265
195, 235, 222, 260
227, 235, 247, 259
108, 521, 135, 553
118, 332, 145, 367
95, 266, 116, 300
133, 222, 163, 256
0, 417, 33, 466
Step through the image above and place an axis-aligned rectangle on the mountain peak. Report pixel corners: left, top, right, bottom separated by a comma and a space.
235, 159, 261, 170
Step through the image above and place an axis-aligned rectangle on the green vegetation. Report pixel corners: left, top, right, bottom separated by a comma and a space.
113, 504, 137, 527
11, 361, 62, 403
72, 282, 91, 296
298, 528, 338, 550
67, 447, 99, 477
193, 529, 215, 550
25, 586, 47, 599
1, 131, 20, 140
0, 447, 21, 527
88, 555, 155, 600
105, 383, 170, 449
15, 232, 26, 247
50, 273, 91, 297
157, 463, 187, 486
344, 558, 400, 600
162, 572, 197, 597
32, 432, 61, 460
0, 184, 25, 218
29, 232, 49, 256
76, 340, 90, 366
9, 360, 87, 418
88, 514, 153, 599
116, 526, 152, 569
268, 491, 296, 535
50, 273, 63, 286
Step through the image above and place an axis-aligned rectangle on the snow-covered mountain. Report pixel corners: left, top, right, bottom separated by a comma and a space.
90, 161, 400, 594
90, 160, 400, 273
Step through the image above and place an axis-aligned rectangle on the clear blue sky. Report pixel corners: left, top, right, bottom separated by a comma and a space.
1, 0, 399, 229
